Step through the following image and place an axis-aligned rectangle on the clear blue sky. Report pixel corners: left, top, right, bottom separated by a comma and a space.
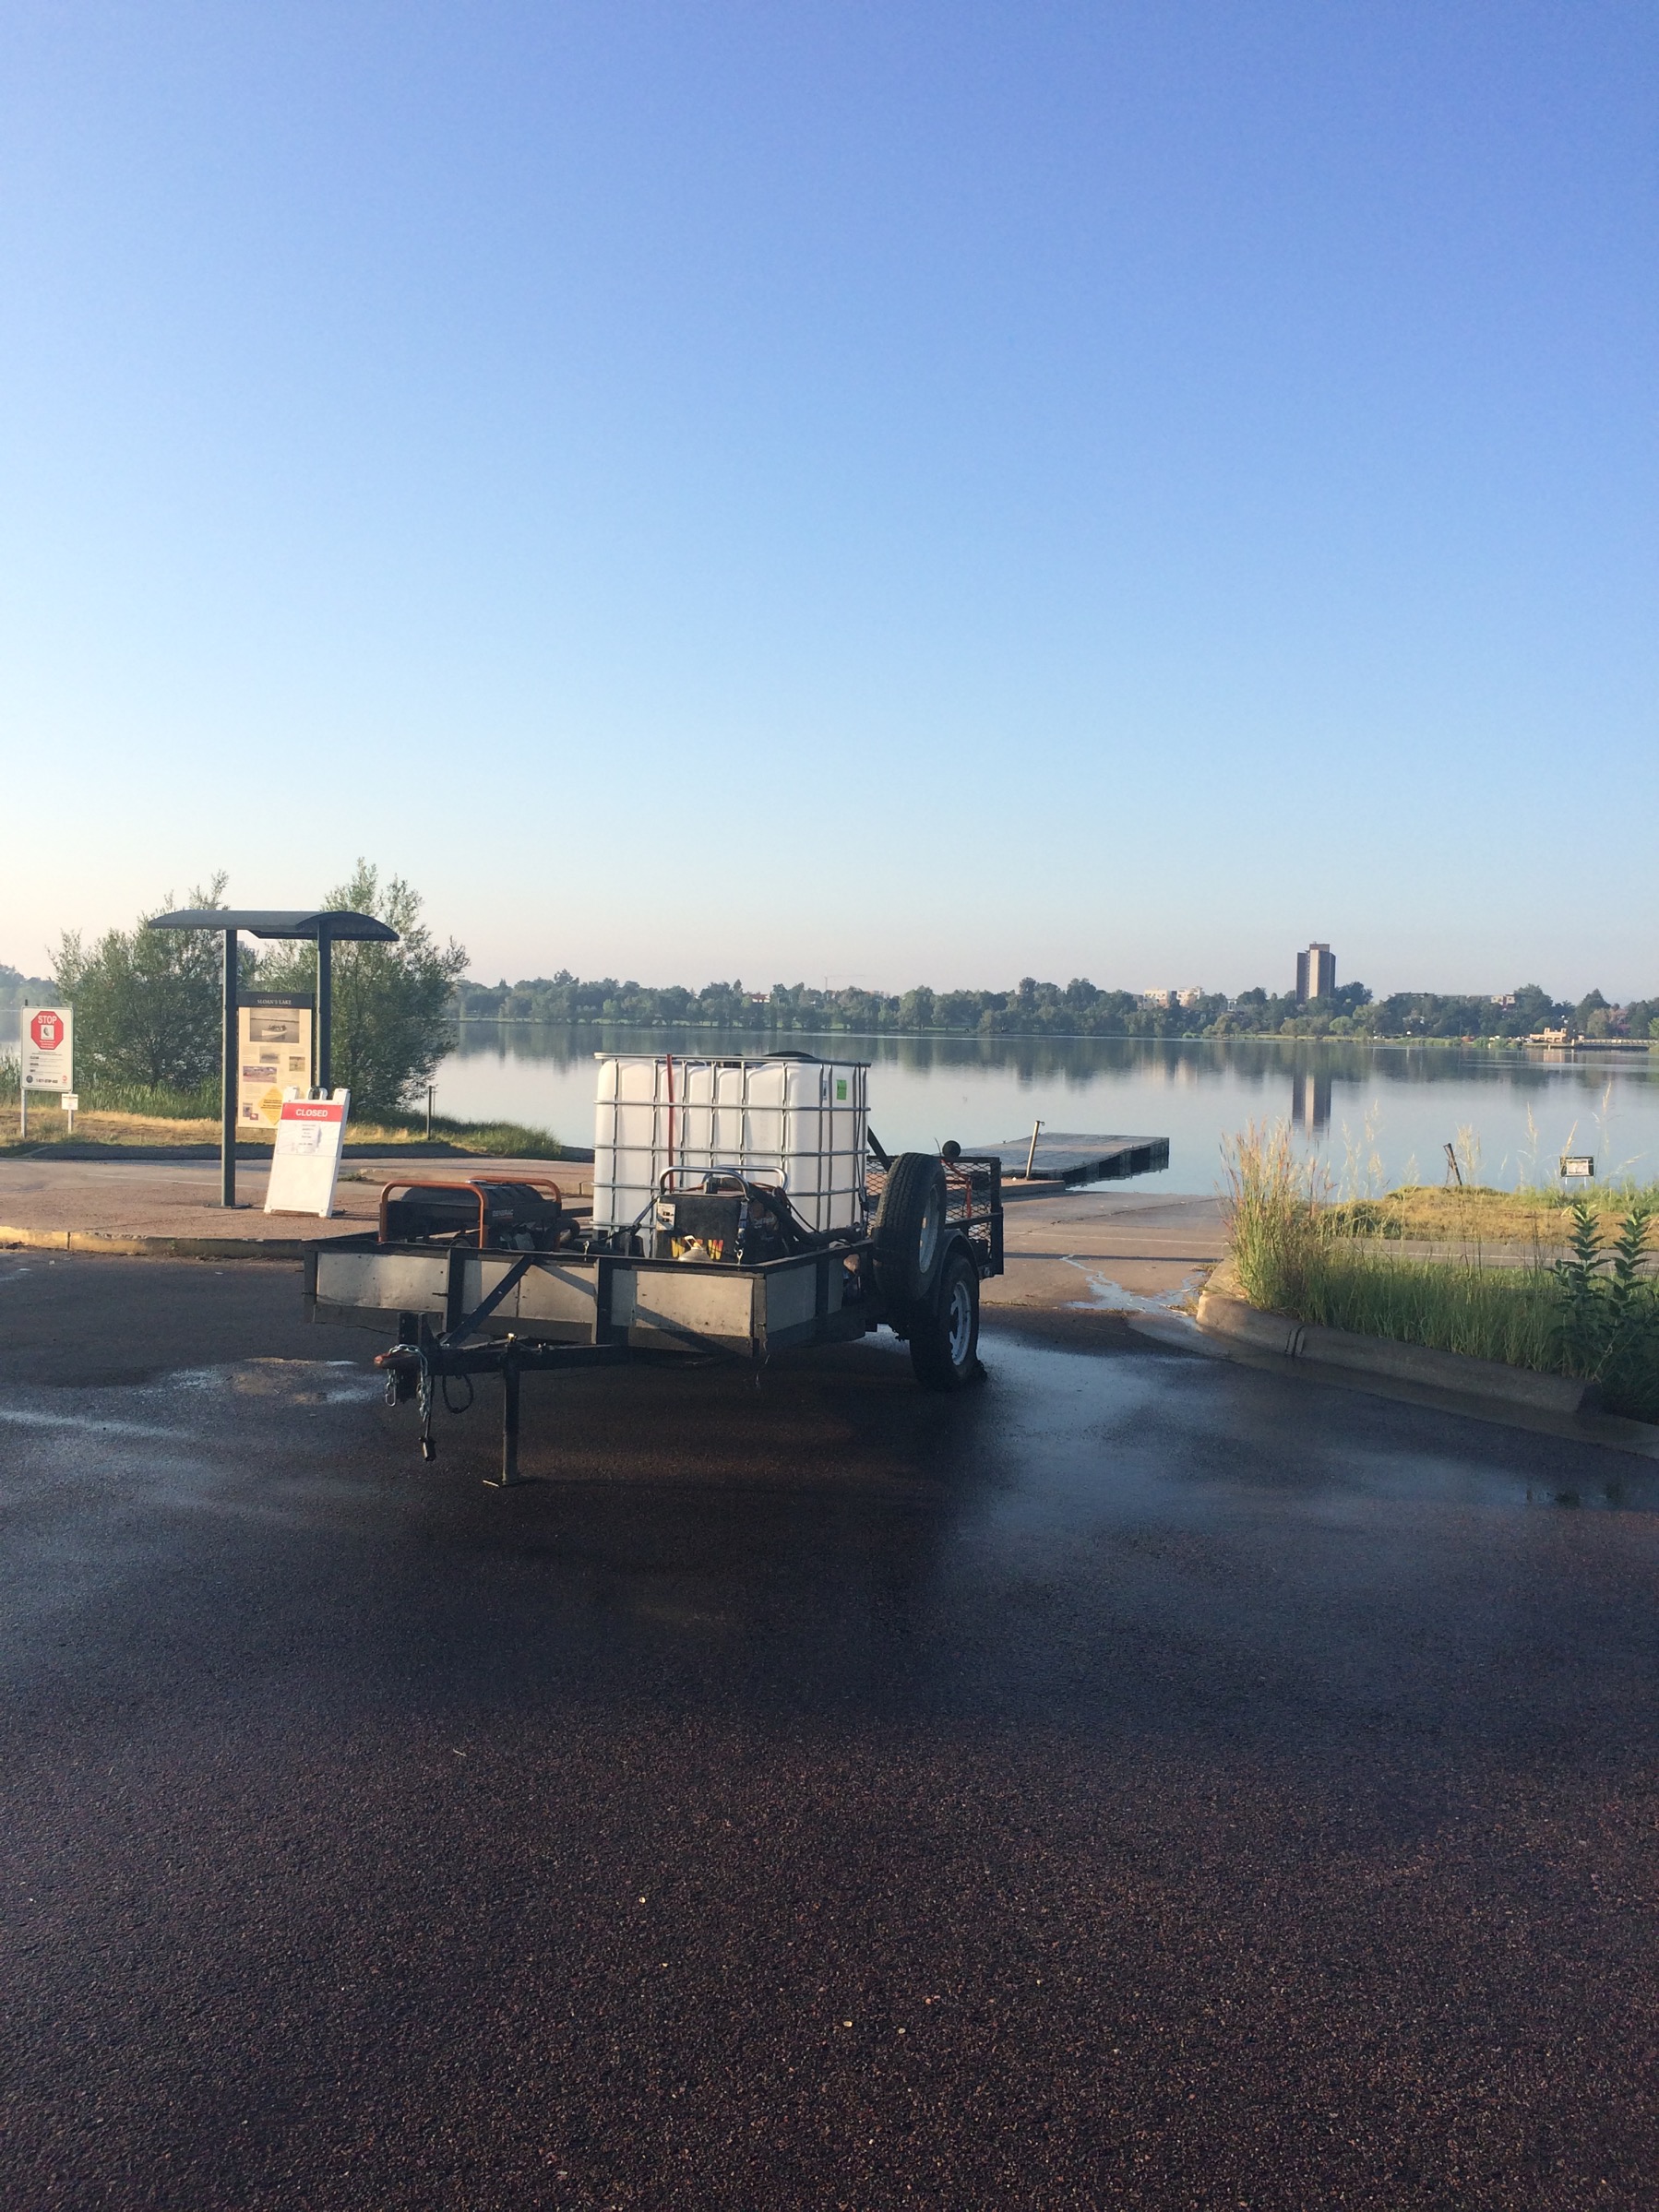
2, 3, 1653, 997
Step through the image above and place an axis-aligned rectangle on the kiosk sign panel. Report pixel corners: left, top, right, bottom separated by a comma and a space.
21, 1005, 73, 1091
238, 994, 314, 1130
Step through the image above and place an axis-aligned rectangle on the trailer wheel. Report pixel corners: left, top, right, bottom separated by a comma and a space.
910, 1247, 981, 1391
874, 1152, 948, 1314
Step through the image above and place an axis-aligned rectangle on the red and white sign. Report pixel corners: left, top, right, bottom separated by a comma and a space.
265, 1089, 351, 1217
21, 1005, 73, 1091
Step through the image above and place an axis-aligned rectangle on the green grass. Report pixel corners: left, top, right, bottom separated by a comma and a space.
1222, 1123, 1659, 1422
349, 1109, 565, 1158
1328, 1181, 1659, 1244
0, 1094, 565, 1158
1294, 1245, 1558, 1369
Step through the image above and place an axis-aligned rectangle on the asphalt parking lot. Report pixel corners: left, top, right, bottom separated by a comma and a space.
3, 1254, 1657, 2209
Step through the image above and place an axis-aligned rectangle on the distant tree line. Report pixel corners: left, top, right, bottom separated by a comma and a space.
452, 973, 1659, 1042
0, 965, 56, 1013
14, 914, 1658, 1116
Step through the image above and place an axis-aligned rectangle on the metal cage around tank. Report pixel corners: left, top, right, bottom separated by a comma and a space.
592, 1054, 869, 1237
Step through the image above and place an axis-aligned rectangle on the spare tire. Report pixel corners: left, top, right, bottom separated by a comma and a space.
873, 1152, 948, 1318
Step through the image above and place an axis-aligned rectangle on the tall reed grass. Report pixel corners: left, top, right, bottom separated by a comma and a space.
1220, 1122, 1329, 1311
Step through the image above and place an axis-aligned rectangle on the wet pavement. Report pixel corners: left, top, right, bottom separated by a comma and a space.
2, 1255, 1657, 2210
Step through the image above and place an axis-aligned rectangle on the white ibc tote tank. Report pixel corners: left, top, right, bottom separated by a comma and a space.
592, 1054, 869, 1235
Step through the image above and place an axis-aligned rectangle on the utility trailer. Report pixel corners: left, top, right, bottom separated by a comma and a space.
303, 1053, 1009, 1484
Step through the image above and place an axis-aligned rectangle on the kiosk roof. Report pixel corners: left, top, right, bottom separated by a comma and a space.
147, 909, 399, 942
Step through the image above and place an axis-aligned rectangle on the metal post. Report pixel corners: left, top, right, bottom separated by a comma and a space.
316, 923, 333, 1095
18, 1077, 25, 1142
1024, 1120, 1044, 1181
495, 1356, 521, 1487
425, 1083, 435, 1139
221, 927, 238, 1207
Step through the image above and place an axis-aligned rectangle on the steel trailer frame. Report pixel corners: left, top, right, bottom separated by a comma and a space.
303, 1150, 1007, 1485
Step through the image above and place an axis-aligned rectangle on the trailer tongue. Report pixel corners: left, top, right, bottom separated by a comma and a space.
301, 1053, 1160, 1482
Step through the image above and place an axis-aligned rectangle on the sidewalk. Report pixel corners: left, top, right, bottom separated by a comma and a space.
0, 1154, 1223, 1308
0, 1156, 591, 1254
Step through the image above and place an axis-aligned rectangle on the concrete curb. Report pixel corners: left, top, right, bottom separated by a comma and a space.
0, 1225, 306, 1260
1195, 1287, 1597, 1416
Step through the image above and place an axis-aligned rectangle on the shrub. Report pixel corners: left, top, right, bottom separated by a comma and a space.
1552, 1200, 1659, 1419
51, 875, 243, 1091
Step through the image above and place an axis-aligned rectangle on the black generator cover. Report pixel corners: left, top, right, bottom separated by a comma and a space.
382, 1181, 563, 1249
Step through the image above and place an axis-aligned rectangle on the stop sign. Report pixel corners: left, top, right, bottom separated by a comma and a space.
30, 1010, 61, 1051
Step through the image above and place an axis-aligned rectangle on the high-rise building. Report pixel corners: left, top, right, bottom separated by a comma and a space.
1295, 943, 1336, 1004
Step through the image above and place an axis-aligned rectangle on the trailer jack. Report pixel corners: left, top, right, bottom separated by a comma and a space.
374, 1332, 631, 1486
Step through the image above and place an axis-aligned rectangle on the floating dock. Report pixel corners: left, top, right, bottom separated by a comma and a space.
972, 1132, 1170, 1187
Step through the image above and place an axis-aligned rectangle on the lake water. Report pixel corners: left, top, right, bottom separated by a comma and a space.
431, 1025, 1659, 1196
11, 1005, 1654, 1194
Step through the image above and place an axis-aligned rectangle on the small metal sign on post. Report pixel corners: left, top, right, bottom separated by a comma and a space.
1561, 1155, 1595, 1179
18, 1005, 73, 1140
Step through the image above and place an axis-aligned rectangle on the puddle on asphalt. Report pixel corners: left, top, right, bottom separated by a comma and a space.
0, 1406, 185, 1438
163, 1360, 377, 1407
1063, 1262, 1202, 1316
22, 1359, 378, 1412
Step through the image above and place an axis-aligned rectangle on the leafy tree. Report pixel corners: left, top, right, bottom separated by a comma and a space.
1574, 988, 1612, 1038
52, 875, 238, 1090
258, 862, 466, 1113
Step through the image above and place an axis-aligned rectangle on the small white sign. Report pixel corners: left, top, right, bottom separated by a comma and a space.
1561, 1155, 1594, 1179
266, 1089, 351, 1218
21, 1005, 73, 1092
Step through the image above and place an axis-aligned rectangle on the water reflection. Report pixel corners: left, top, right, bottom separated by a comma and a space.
1291, 1065, 1332, 1136
431, 1023, 1659, 1197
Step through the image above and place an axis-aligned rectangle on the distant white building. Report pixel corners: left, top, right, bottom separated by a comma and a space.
1295, 943, 1336, 1004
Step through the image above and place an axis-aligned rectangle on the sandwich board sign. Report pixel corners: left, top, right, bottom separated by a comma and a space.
265, 1089, 350, 1218
22, 1005, 73, 1090
237, 994, 314, 1131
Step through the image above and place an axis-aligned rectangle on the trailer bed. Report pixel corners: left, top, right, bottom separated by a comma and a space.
305, 1234, 870, 1361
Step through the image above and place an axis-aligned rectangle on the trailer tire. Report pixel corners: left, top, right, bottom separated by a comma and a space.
874, 1152, 948, 1317
910, 1246, 981, 1391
